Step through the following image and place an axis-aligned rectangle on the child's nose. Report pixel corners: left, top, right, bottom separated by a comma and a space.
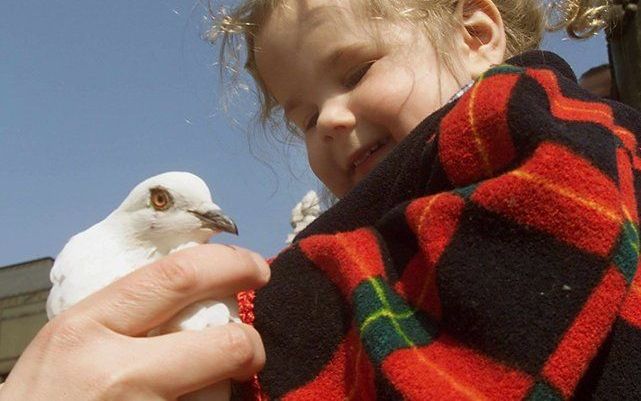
317, 96, 355, 139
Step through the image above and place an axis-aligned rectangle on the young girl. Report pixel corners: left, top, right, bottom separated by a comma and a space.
214, 0, 641, 400
1, 0, 639, 400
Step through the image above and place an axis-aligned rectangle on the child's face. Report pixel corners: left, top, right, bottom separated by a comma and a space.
255, 0, 472, 197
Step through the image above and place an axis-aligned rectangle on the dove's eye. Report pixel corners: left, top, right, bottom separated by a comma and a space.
150, 188, 173, 211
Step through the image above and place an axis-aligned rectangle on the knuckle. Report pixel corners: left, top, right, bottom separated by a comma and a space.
110, 280, 147, 307
155, 255, 200, 295
36, 313, 93, 349
222, 324, 257, 371
98, 368, 137, 399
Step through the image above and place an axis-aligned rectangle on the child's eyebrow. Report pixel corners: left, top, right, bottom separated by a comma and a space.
324, 43, 362, 69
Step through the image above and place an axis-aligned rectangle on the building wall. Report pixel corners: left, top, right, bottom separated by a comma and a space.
0, 258, 53, 381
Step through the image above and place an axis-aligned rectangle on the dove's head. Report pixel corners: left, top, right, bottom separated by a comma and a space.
114, 172, 237, 252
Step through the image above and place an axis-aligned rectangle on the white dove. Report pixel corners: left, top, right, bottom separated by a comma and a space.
46, 171, 239, 401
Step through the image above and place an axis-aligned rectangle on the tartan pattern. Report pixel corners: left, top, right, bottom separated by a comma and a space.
235, 52, 641, 401
354, 276, 435, 365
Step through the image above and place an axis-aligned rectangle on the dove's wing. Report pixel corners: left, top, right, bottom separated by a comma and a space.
47, 221, 159, 318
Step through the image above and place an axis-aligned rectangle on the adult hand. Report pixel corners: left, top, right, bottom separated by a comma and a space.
0, 244, 269, 401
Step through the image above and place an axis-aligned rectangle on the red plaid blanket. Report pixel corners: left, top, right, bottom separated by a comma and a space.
234, 51, 641, 401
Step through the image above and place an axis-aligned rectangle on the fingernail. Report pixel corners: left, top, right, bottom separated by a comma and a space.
249, 252, 267, 268
249, 252, 270, 280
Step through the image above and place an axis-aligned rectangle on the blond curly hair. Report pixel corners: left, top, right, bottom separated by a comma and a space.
209, 0, 611, 133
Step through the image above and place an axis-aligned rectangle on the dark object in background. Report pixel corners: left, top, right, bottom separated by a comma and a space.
579, 64, 620, 100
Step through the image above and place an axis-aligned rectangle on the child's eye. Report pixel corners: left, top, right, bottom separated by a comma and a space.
344, 60, 375, 89
305, 112, 319, 132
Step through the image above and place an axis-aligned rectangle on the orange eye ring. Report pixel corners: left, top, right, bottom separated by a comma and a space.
150, 188, 172, 211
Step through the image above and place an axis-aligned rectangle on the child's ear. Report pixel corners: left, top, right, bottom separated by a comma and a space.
456, 0, 506, 78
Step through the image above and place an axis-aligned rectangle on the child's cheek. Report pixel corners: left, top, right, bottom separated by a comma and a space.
349, 60, 430, 141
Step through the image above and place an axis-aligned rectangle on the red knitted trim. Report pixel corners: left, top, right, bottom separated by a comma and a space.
238, 290, 256, 325
237, 290, 268, 401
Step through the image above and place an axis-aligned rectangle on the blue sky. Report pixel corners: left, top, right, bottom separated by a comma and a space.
1, 1, 609, 267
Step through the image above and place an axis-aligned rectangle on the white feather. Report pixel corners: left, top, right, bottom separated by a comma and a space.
286, 190, 321, 244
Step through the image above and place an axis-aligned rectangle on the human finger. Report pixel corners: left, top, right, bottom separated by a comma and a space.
72, 244, 269, 335
132, 323, 265, 398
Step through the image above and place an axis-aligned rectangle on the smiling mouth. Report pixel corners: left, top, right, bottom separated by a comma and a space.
352, 138, 390, 169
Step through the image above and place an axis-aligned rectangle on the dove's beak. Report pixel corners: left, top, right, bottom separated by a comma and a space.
189, 209, 238, 235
